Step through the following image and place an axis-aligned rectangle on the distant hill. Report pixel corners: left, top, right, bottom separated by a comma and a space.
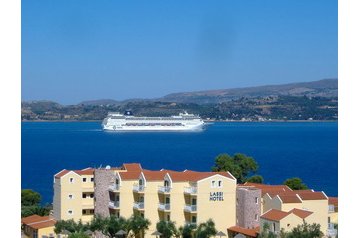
159, 79, 338, 104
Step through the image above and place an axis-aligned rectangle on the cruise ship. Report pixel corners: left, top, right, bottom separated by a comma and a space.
102, 111, 205, 131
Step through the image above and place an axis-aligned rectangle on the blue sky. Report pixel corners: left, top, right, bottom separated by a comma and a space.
22, 0, 337, 105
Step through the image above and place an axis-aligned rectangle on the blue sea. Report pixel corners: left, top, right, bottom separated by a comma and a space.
21, 122, 338, 204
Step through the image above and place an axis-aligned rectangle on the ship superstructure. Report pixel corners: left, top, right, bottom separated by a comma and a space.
102, 111, 205, 131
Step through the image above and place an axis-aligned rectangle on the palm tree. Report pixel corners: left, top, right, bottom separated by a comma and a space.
89, 214, 129, 238
194, 219, 217, 238
54, 219, 90, 235
179, 223, 196, 238
127, 214, 151, 238
156, 220, 180, 238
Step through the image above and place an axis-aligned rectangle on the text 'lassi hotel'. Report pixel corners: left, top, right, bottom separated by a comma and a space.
53, 163, 237, 236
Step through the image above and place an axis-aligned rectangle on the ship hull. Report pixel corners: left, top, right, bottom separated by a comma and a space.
103, 123, 204, 131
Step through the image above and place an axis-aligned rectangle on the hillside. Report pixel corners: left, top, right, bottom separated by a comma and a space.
159, 79, 337, 104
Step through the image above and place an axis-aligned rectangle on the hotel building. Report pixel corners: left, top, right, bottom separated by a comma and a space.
228, 182, 337, 238
53, 163, 237, 237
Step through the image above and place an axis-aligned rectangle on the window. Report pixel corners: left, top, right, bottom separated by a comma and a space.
287, 223, 290, 227
91, 177, 94, 182
255, 197, 259, 204
33, 230, 38, 238
69, 178, 74, 183
90, 193, 94, 198
255, 214, 258, 221
90, 209, 94, 214
83, 178, 87, 182
68, 194, 73, 199
167, 214, 170, 221
218, 180, 222, 187
192, 216, 197, 223
211, 180, 216, 188
82, 209, 86, 215
82, 193, 86, 199
68, 210, 73, 215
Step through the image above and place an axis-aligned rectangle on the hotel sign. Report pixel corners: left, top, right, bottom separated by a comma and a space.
209, 192, 224, 201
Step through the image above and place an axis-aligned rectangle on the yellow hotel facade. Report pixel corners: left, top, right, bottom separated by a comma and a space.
53, 163, 237, 236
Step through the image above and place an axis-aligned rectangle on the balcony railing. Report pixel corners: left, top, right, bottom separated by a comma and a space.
108, 201, 120, 209
109, 184, 120, 192
327, 223, 337, 237
133, 184, 145, 193
184, 187, 197, 194
133, 202, 145, 210
158, 186, 171, 193
158, 203, 170, 211
185, 222, 197, 227
328, 205, 335, 213
184, 204, 197, 212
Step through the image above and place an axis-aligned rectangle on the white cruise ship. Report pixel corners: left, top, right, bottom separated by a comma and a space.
102, 111, 205, 131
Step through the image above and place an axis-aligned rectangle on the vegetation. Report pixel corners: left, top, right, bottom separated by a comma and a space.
212, 153, 263, 184
178, 223, 197, 238
22, 95, 338, 121
127, 214, 151, 238
194, 219, 217, 238
21, 189, 52, 217
258, 222, 323, 238
284, 177, 309, 190
156, 221, 180, 238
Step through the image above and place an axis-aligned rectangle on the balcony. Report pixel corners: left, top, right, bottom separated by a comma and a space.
184, 187, 197, 195
158, 203, 170, 211
327, 223, 337, 237
133, 202, 145, 210
328, 205, 335, 213
108, 201, 120, 209
109, 184, 120, 192
184, 204, 197, 213
133, 184, 145, 193
158, 186, 171, 193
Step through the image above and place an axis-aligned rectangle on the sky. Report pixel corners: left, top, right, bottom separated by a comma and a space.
21, 0, 338, 105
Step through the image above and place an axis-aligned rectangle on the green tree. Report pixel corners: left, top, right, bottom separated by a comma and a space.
127, 214, 151, 238
284, 177, 308, 190
212, 153, 262, 183
68, 232, 90, 238
21, 189, 41, 206
286, 222, 323, 238
194, 219, 217, 238
246, 175, 264, 184
21, 204, 51, 217
89, 215, 129, 238
156, 221, 180, 238
54, 219, 89, 235
179, 223, 196, 238
257, 222, 278, 238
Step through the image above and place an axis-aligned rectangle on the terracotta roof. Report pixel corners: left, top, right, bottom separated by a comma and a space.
168, 171, 235, 182
296, 191, 327, 200
118, 171, 142, 180
123, 163, 142, 171
227, 226, 259, 237
277, 194, 302, 203
240, 182, 292, 196
261, 209, 290, 221
289, 208, 313, 219
329, 197, 338, 207
54, 168, 94, 178
21, 215, 43, 224
142, 170, 167, 181
22, 215, 56, 229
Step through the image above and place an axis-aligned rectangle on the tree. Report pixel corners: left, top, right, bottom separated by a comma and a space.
89, 215, 129, 238
179, 223, 196, 238
212, 153, 262, 183
54, 219, 89, 235
257, 222, 278, 238
127, 214, 151, 238
286, 222, 323, 238
21, 189, 41, 206
284, 177, 308, 190
156, 221, 180, 238
194, 219, 217, 238
21, 204, 51, 217
246, 175, 264, 184
68, 232, 90, 238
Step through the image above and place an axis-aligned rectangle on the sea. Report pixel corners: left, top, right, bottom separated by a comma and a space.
21, 122, 338, 204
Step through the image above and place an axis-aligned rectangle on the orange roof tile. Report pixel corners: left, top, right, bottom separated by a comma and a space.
142, 170, 167, 181
296, 191, 327, 200
123, 163, 142, 171
289, 208, 313, 219
227, 226, 259, 237
277, 194, 302, 203
168, 171, 235, 182
54, 169, 70, 178
329, 197, 338, 207
118, 171, 141, 180
261, 209, 290, 221
22, 215, 56, 229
